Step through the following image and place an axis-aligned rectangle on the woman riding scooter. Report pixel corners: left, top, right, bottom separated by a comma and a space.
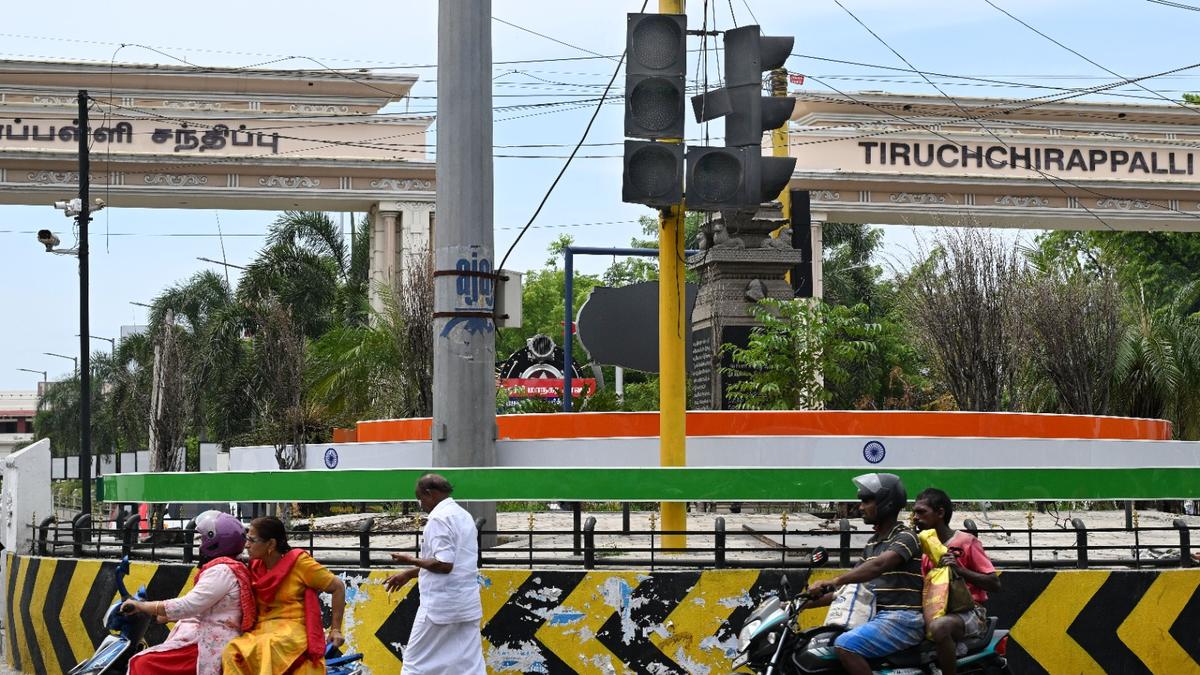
121, 511, 255, 675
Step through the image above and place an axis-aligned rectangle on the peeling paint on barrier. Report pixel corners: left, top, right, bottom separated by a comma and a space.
6, 554, 1200, 674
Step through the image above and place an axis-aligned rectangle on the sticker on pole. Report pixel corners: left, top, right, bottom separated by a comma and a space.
440, 245, 495, 338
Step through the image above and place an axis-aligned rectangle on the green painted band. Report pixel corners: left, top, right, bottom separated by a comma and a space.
99, 467, 1200, 503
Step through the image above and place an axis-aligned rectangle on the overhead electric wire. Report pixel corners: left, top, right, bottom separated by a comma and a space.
826, 2, 1200, 228
65, 51, 1200, 172
0, 218, 643, 239
1147, 0, 1200, 10
831, 0, 1120, 231
492, 17, 618, 63
982, 0, 1200, 120
497, 0, 648, 271
802, 81, 1200, 225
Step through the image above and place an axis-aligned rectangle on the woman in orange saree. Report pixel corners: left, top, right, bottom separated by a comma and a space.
222, 516, 346, 675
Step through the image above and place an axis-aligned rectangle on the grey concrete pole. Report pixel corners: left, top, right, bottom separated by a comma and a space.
433, 0, 497, 535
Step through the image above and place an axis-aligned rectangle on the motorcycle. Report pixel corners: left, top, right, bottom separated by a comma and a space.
68, 555, 366, 675
730, 560, 1010, 674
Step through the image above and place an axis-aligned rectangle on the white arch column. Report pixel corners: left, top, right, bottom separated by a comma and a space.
396, 200, 434, 283
369, 201, 402, 315
811, 211, 825, 300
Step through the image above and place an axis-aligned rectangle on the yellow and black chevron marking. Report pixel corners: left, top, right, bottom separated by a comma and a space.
4, 554, 193, 675
5, 553, 1199, 674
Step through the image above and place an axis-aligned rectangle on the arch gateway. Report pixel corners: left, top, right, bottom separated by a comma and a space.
688, 91, 1200, 408
0, 59, 434, 311
787, 91, 1200, 242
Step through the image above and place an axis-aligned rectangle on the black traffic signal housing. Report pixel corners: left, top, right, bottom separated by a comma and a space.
621, 13, 687, 206
686, 25, 797, 211
623, 140, 683, 206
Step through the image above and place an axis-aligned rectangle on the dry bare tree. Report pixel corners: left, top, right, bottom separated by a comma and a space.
386, 260, 435, 417
906, 229, 1031, 411
250, 299, 309, 471
1022, 268, 1122, 415
148, 313, 190, 474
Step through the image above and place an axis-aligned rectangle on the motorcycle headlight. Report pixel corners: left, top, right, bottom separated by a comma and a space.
737, 619, 762, 653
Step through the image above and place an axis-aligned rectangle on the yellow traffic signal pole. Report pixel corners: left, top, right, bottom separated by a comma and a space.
770, 68, 795, 289
659, 0, 687, 550
771, 68, 792, 213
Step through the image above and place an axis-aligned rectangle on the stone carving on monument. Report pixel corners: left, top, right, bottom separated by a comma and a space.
688, 203, 806, 410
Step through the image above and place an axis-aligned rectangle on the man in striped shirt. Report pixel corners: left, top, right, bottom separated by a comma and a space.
811, 473, 925, 675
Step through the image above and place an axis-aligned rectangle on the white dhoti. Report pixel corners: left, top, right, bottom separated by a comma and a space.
401, 606, 486, 675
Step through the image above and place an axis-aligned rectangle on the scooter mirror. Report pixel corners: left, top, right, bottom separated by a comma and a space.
810, 546, 828, 567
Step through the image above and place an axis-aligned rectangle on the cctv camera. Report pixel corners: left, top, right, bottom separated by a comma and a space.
37, 229, 60, 252
52, 198, 82, 217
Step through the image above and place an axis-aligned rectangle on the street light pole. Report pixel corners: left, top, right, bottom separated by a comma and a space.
82, 334, 116, 473
44, 352, 78, 375
77, 89, 93, 518
19, 366, 51, 477
16, 368, 48, 388
79, 334, 115, 351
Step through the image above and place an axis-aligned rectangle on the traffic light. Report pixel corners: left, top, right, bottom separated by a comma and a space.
686, 25, 797, 211
621, 13, 687, 206
623, 140, 683, 206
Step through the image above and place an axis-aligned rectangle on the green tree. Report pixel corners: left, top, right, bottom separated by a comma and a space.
307, 264, 435, 423
1114, 280, 1200, 438
238, 211, 371, 339
721, 298, 880, 410
96, 333, 153, 459
603, 213, 705, 286
33, 351, 124, 467
1034, 230, 1200, 313
496, 235, 601, 361
149, 270, 253, 450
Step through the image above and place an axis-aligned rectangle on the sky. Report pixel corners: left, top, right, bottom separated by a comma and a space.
3, 0, 1199, 389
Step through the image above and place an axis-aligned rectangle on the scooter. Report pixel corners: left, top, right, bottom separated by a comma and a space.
68, 555, 366, 675
68, 557, 151, 675
730, 565, 1011, 674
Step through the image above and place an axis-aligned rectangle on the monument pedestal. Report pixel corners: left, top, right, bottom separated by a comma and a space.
688, 205, 806, 410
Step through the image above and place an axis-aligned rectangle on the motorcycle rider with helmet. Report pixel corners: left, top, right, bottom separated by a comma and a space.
809, 473, 925, 675
121, 510, 256, 675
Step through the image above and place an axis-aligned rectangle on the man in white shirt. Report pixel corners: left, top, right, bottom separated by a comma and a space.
384, 473, 485, 675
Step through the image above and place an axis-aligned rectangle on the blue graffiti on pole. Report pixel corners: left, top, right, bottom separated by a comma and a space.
440, 247, 496, 337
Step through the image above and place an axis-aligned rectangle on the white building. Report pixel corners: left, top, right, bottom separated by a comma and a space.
0, 391, 37, 460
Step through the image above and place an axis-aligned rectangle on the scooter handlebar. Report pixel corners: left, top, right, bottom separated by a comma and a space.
115, 556, 133, 600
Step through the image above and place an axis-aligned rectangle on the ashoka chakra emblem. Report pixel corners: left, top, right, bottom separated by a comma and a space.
862, 441, 886, 464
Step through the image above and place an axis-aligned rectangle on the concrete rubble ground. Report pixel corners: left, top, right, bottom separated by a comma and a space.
295, 506, 1200, 569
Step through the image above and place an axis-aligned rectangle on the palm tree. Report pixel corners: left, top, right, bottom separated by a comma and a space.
101, 333, 153, 466
149, 270, 251, 452
33, 350, 118, 468
307, 263, 434, 423
1115, 280, 1200, 438
239, 211, 371, 338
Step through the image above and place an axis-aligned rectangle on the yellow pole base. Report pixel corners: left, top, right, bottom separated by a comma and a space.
660, 503, 687, 551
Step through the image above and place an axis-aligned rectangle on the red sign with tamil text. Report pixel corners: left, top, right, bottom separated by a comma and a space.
500, 378, 596, 399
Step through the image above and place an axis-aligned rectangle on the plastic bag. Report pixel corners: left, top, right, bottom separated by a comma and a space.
918, 529, 974, 633
824, 583, 875, 629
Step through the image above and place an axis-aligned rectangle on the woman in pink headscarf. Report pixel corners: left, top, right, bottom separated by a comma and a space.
122, 511, 255, 675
